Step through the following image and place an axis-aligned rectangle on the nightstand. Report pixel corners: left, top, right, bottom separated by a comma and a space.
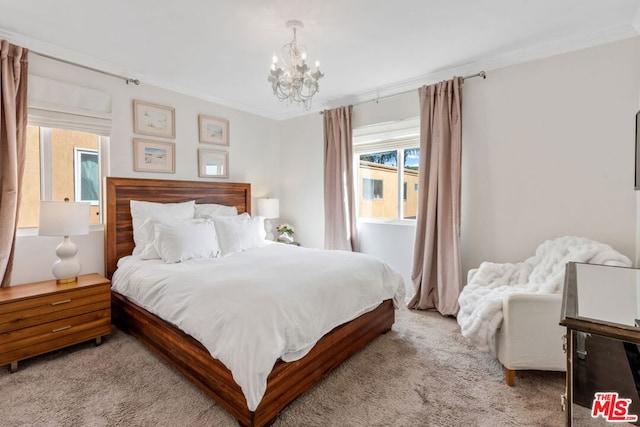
0, 273, 111, 372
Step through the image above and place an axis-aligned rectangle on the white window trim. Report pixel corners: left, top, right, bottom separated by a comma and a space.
357, 217, 418, 227
40, 127, 53, 201
354, 134, 420, 225
18, 125, 110, 231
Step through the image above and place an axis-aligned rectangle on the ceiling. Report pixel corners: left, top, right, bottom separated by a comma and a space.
0, 0, 638, 120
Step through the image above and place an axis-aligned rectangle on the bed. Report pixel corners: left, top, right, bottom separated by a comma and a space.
105, 177, 397, 427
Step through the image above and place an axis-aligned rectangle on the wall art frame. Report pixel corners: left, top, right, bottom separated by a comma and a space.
198, 115, 229, 146
133, 100, 176, 138
133, 138, 175, 173
198, 149, 228, 178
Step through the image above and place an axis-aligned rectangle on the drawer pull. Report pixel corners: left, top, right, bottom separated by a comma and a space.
51, 299, 71, 306
52, 325, 72, 333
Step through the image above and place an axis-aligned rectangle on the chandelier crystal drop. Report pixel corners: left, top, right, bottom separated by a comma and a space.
268, 20, 324, 110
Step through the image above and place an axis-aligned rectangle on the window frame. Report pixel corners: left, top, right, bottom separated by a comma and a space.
352, 119, 420, 226
17, 125, 109, 233
73, 147, 100, 206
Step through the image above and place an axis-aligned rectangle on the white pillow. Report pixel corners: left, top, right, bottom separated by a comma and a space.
213, 213, 266, 255
130, 200, 195, 255
138, 218, 162, 259
153, 219, 220, 263
194, 203, 238, 219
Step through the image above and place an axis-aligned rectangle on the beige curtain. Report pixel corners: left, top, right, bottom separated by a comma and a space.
323, 105, 358, 251
408, 77, 463, 316
0, 40, 29, 287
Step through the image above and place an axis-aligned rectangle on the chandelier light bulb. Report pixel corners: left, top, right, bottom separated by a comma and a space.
272, 53, 278, 64
267, 19, 324, 110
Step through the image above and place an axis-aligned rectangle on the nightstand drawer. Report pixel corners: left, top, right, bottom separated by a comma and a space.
0, 309, 110, 348
0, 287, 110, 333
0, 318, 111, 365
0, 283, 109, 314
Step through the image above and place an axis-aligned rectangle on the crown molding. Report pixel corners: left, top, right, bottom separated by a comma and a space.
0, 28, 139, 83
0, 28, 282, 120
298, 23, 638, 122
1, 24, 637, 122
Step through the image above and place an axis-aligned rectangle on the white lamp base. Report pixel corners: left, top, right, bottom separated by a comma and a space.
52, 236, 81, 284
264, 219, 275, 241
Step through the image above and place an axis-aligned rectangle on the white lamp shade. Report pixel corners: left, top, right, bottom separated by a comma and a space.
38, 201, 90, 236
257, 198, 280, 219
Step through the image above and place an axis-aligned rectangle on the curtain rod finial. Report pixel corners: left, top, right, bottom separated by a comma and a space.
125, 78, 140, 85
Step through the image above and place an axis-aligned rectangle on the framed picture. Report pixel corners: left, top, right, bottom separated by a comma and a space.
198, 115, 229, 146
198, 149, 228, 178
133, 138, 175, 173
133, 100, 175, 138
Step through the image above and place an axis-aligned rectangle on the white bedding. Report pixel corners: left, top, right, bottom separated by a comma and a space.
111, 243, 404, 411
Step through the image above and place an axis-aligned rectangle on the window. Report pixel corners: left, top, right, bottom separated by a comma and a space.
353, 118, 420, 221
18, 126, 107, 228
74, 148, 99, 205
362, 178, 384, 200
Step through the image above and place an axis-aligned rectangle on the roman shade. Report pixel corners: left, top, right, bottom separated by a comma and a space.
27, 75, 111, 135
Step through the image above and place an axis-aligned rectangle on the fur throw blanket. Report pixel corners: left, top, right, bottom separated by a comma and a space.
457, 236, 631, 355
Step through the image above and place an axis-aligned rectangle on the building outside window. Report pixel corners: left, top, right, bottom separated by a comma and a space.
353, 118, 420, 221
74, 148, 100, 205
18, 125, 107, 228
362, 178, 384, 200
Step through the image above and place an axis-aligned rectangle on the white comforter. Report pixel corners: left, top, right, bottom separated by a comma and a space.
112, 243, 404, 411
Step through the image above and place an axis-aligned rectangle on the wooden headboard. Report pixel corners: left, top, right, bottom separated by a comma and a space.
104, 177, 251, 279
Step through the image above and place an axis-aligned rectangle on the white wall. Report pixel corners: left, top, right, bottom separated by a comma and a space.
358, 222, 416, 295
280, 36, 640, 298
11, 55, 281, 285
461, 36, 639, 273
12, 36, 640, 287
279, 113, 324, 249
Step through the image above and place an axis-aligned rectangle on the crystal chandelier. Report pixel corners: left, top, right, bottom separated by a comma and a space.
268, 20, 324, 110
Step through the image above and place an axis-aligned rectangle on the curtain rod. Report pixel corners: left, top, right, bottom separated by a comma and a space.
32, 51, 140, 85
319, 71, 486, 114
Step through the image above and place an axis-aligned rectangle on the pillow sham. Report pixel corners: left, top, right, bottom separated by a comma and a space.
213, 213, 266, 255
137, 218, 162, 259
130, 200, 195, 255
153, 219, 220, 263
194, 203, 238, 219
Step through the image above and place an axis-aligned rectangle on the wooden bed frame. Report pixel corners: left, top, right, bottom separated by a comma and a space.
104, 177, 395, 427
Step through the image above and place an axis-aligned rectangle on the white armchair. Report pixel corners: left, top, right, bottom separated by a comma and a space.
468, 267, 565, 385
458, 236, 631, 386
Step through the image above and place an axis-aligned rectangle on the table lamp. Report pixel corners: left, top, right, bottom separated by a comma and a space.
38, 199, 90, 284
257, 198, 279, 241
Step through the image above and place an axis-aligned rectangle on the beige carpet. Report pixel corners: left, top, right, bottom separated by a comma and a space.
0, 308, 565, 426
